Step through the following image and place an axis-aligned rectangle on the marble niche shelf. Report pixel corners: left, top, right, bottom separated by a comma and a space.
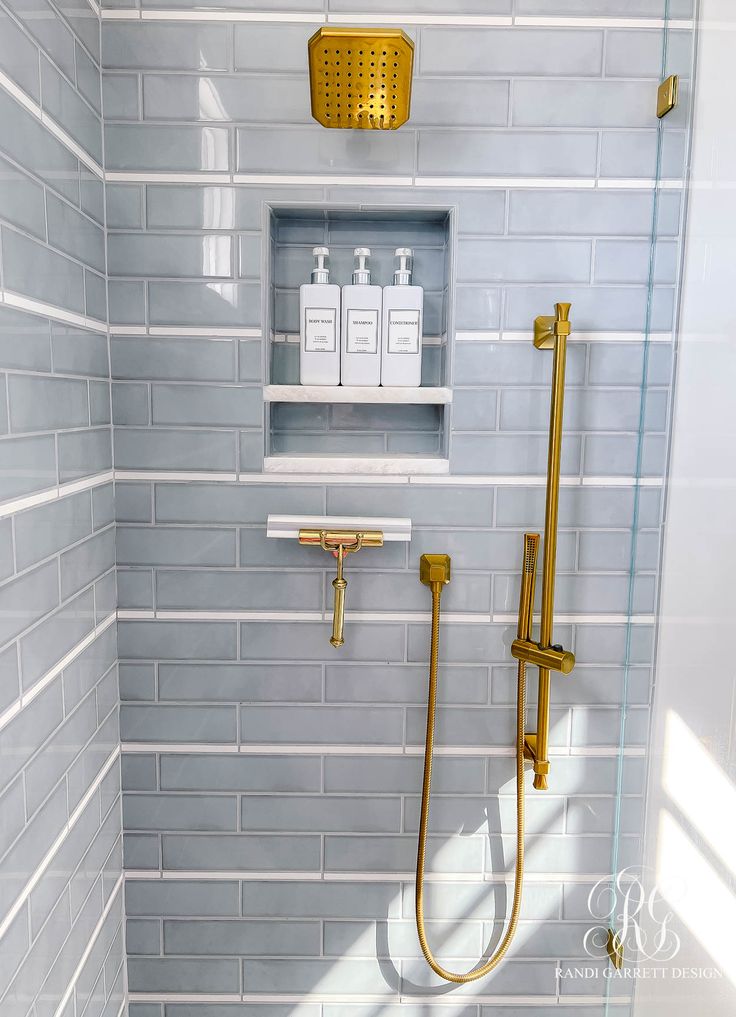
263, 385, 453, 405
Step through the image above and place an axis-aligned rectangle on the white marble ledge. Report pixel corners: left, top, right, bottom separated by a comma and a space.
263, 385, 452, 405
263, 456, 450, 476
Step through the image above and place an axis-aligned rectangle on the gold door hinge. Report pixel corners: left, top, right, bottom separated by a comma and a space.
657, 75, 679, 119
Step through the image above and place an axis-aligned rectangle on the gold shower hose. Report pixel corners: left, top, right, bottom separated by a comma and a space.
415, 579, 527, 982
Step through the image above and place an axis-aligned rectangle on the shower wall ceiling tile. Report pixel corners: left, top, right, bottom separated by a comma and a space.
421, 27, 603, 76
57, 427, 112, 482
105, 123, 229, 172
1, 227, 86, 315
103, 23, 230, 72
41, 56, 103, 164
121, 698, 237, 744
236, 125, 416, 177
0, 155, 46, 240
418, 129, 598, 177
143, 73, 311, 125
233, 23, 321, 74
108, 280, 146, 326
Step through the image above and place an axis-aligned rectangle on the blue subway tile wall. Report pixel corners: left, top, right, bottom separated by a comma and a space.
0, 1, 698, 1015
0, 0, 124, 1013
106, 2, 695, 1010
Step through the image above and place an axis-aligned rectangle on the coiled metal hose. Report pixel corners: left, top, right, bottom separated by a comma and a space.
414, 580, 526, 983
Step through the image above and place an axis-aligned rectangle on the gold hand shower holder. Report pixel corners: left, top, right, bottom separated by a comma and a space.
298, 528, 384, 648
512, 302, 576, 790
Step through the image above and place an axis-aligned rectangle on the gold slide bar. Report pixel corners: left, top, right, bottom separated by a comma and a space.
514, 302, 576, 790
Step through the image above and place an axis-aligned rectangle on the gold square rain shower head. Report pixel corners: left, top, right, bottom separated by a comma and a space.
308, 27, 414, 130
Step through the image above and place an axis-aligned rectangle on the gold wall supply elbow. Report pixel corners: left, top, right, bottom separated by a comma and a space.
520, 302, 576, 791
298, 528, 384, 648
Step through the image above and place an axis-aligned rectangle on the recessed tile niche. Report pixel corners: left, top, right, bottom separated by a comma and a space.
263, 203, 456, 474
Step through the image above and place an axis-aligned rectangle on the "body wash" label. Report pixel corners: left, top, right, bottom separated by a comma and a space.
346, 309, 379, 354
304, 307, 337, 352
387, 309, 420, 355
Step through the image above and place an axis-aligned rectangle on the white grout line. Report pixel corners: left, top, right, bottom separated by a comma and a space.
155, 610, 326, 622
0, 470, 114, 521
148, 326, 261, 338
327, 13, 513, 25
235, 174, 416, 187
114, 470, 239, 483
112, 328, 252, 342
0, 71, 103, 178
455, 331, 502, 342
0, 613, 116, 734
145, 9, 323, 20
496, 330, 672, 344
417, 176, 597, 190
128, 995, 243, 1004
52, 874, 124, 1017
110, 469, 663, 488
102, 170, 671, 191
99, 9, 692, 30
515, 15, 693, 29
1, 290, 107, 334
120, 742, 645, 758
125, 996, 633, 1009
0, 746, 120, 942
582, 475, 663, 487
109, 326, 670, 345
106, 171, 232, 184
127, 991, 631, 1006
108, 325, 148, 335
116, 608, 653, 625
123, 870, 619, 887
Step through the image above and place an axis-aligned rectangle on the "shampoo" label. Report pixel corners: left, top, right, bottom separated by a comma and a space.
304, 307, 337, 352
387, 309, 420, 355
346, 309, 379, 354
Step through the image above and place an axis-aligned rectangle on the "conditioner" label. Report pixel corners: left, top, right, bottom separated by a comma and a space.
346, 309, 379, 354
304, 307, 337, 352
387, 309, 420, 355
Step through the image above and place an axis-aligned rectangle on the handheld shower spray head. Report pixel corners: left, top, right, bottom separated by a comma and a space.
517, 533, 540, 643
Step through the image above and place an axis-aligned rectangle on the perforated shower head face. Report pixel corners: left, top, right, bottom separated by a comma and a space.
308, 27, 415, 130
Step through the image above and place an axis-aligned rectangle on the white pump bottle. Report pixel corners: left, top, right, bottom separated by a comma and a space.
299, 246, 341, 386
381, 247, 423, 387
340, 247, 382, 386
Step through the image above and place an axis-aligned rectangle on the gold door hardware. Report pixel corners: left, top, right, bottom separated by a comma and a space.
414, 547, 530, 982
607, 928, 625, 969
298, 528, 384, 648
308, 27, 414, 130
657, 74, 679, 119
517, 302, 576, 791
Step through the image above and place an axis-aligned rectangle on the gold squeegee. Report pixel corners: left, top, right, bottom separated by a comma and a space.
308, 27, 415, 130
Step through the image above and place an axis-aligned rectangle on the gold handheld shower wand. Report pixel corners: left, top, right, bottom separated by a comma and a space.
512, 302, 576, 790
